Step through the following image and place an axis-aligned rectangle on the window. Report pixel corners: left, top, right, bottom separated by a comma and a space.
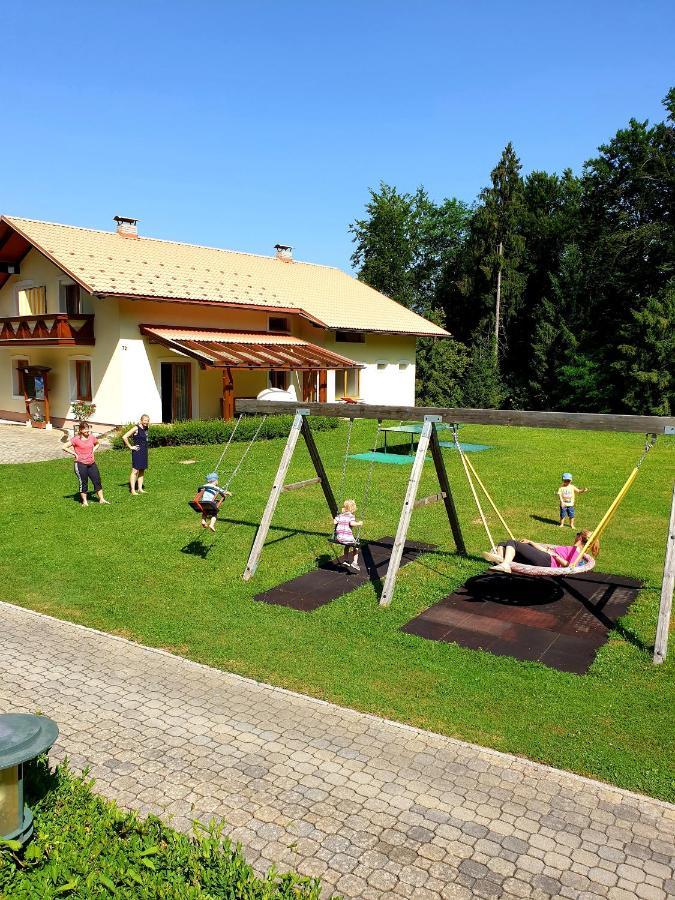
270, 370, 289, 390
398, 360, 411, 370
338, 369, 360, 399
75, 360, 92, 401
376, 360, 388, 371
12, 359, 29, 397
335, 331, 365, 343
268, 316, 290, 333
17, 285, 47, 316
60, 283, 81, 315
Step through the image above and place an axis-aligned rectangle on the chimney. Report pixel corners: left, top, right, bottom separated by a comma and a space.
114, 215, 139, 239
274, 243, 293, 262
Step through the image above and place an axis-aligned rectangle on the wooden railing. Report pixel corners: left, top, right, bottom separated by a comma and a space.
0, 314, 95, 345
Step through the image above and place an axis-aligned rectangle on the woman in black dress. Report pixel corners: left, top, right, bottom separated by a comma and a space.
122, 414, 150, 495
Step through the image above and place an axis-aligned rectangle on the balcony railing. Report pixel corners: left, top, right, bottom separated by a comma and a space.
0, 314, 95, 346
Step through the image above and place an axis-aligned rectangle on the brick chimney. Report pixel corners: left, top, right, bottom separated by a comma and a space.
274, 243, 293, 262
114, 215, 139, 239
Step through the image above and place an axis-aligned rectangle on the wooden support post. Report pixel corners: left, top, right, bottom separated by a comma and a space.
282, 476, 321, 492
302, 371, 315, 402
654, 484, 675, 664
379, 417, 437, 608
243, 411, 306, 581
243, 410, 338, 582
300, 416, 338, 516
318, 370, 327, 403
413, 491, 447, 509
222, 367, 234, 420
429, 424, 466, 555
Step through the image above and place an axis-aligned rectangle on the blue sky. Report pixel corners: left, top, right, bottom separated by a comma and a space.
3, 1, 673, 270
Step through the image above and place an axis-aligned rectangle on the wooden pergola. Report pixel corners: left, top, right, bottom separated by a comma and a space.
236, 399, 675, 664
141, 325, 363, 418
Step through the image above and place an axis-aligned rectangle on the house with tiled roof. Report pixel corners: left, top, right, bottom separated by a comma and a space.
0, 215, 447, 427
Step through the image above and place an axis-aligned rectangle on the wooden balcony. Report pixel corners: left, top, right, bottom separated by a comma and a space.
0, 314, 95, 346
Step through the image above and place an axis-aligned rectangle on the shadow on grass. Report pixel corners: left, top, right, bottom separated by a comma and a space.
530, 514, 563, 526
180, 538, 215, 559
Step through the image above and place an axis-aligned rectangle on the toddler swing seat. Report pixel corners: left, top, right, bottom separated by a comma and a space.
328, 528, 361, 549
188, 489, 226, 515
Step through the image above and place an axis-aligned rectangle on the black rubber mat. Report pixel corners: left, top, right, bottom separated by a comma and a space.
402, 570, 642, 674
254, 536, 435, 611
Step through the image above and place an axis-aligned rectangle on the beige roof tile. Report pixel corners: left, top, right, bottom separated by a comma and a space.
3, 216, 448, 337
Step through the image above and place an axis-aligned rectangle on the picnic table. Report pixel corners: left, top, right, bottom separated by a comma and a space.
381, 422, 452, 454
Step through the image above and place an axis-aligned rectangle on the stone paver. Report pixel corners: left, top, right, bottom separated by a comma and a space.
1, 601, 673, 899
0, 423, 68, 463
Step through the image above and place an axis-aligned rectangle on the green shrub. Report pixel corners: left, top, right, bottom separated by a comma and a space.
111, 416, 338, 450
0, 760, 324, 899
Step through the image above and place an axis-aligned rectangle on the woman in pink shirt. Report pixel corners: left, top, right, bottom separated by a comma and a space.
484, 529, 600, 573
63, 421, 110, 506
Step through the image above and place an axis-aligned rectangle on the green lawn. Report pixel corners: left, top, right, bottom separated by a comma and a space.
1, 421, 673, 801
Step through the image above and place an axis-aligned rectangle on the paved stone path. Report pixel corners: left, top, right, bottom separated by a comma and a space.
1, 602, 673, 899
0, 423, 67, 463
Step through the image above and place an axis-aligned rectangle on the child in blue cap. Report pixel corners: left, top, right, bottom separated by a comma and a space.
197, 472, 231, 531
557, 472, 589, 528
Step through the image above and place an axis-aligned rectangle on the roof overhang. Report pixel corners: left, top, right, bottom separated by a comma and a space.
0, 216, 96, 294
106, 292, 327, 327
140, 325, 364, 371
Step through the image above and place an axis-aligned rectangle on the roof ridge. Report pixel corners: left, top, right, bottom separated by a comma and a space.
1, 214, 343, 273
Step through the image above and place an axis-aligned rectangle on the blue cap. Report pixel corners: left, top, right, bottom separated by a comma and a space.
562, 473, 573, 481
206, 472, 219, 482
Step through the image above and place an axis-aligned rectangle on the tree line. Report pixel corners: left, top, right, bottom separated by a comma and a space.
349, 89, 675, 414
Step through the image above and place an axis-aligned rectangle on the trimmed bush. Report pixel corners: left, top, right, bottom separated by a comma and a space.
111, 415, 338, 450
0, 760, 324, 899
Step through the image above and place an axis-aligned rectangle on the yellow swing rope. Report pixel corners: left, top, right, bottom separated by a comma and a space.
462, 452, 516, 541
575, 434, 657, 562
453, 427, 496, 549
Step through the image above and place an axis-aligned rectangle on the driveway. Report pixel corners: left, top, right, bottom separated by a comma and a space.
1, 601, 673, 899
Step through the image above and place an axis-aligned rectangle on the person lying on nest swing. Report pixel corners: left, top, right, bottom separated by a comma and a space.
482, 530, 600, 574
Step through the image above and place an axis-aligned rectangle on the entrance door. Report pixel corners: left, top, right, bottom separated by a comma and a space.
160, 362, 192, 422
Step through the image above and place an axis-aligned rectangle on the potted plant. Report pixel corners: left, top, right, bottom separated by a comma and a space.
70, 401, 96, 435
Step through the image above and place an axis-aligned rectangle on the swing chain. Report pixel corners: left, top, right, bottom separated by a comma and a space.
223, 415, 268, 490
337, 418, 355, 500
354, 421, 382, 540
213, 414, 244, 473
637, 433, 657, 469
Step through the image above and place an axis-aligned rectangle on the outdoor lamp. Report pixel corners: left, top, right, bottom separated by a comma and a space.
0, 713, 59, 845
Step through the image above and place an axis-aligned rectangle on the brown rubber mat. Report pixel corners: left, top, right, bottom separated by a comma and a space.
402, 570, 642, 674
254, 536, 435, 611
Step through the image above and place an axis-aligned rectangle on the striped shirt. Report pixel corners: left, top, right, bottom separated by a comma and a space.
334, 512, 356, 544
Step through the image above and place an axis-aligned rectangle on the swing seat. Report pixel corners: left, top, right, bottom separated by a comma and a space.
329, 526, 361, 549
188, 490, 226, 515
502, 549, 596, 578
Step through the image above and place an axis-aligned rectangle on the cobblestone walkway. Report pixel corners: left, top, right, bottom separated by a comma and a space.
1, 602, 673, 899
0, 423, 67, 462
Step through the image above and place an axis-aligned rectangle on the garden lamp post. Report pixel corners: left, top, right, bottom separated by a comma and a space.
0, 713, 59, 845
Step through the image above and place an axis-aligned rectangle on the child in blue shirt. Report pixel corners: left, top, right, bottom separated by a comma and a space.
197, 472, 231, 531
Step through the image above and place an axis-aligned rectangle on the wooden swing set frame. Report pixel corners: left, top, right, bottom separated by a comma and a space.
238, 399, 675, 664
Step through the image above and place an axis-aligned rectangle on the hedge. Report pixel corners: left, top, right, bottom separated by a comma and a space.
0, 760, 324, 899
111, 416, 339, 450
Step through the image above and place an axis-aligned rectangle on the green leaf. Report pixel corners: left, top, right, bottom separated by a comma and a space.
0, 839, 22, 851
55, 880, 79, 894
99, 874, 116, 892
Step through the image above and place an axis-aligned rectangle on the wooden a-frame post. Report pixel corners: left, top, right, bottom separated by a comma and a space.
243, 409, 337, 582
379, 416, 465, 608
653, 484, 675, 664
